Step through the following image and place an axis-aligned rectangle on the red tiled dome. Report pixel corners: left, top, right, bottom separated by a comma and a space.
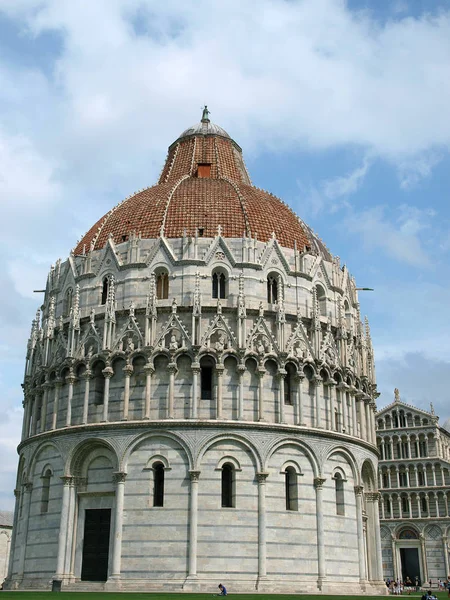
74, 114, 330, 258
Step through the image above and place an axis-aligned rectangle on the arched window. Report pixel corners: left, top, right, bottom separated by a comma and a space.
267, 274, 278, 303
221, 463, 234, 508
382, 473, 389, 488
212, 270, 227, 299
344, 300, 351, 330
316, 285, 326, 317
401, 496, 408, 514
284, 364, 295, 405
101, 275, 112, 305
334, 472, 345, 515
200, 356, 214, 400
153, 462, 165, 507
156, 270, 169, 300
63, 288, 73, 317
421, 496, 428, 513
92, 362, 105, 405
285, 467, 298, 511
385, 497, 391, 516
41, 469, 52, 513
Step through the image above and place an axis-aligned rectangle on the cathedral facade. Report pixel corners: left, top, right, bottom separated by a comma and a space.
377, 394, 450, 585
6, 111, 384, 593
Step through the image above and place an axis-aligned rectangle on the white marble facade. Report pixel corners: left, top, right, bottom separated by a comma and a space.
377, 395, 450, 585
5, 117, 385, 594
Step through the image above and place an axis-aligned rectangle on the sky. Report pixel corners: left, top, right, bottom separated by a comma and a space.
0, 0, 449, 510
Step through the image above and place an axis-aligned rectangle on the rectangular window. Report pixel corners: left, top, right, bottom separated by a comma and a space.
201, 366, 213, 400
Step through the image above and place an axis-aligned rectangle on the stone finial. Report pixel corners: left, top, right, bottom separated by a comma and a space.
394, 388, 400, 403
430, 402, 435, 415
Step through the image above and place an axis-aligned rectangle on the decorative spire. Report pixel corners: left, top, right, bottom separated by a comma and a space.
193, 270, 201, 316
238, 272, 246, 318
146, 273, 157, 318
46, 295, 56, 339
72, 284, 80, 330
201, 105, 210, 123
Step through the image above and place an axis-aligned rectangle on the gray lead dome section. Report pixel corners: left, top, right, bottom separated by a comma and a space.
177, 120, 231, 141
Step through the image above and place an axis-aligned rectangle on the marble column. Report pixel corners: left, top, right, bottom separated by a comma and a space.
102, 367, 113, 422
52, 380, 62, 430
82, 370, 92, 424
31, 391, 40, 436
315, 477, 327, 589
443, 536, 449, 581
237, 364, 245, 421
355, 485, 367, 584
369, 492, 383, 581
313, 377, 323, 429
168, 362, 177, 419
41, 382, 50, 433
17, 482, 33, 579
65, 372, 76, 427
143, 364, 154, 419
257, 367, 266, 422
216, 364, 224, 420
21, 396, 30, 440
420, 534, 428, 582
6, 488, 20, 580
122, 365, 133, 421
351, 390, 358, 436
295, 373, 305, 425
257, 472, 269, 583
357, 394, 366, 440
110, 472, 127, 579
188, 470, 201, 578
191, 363, 200, 420
277, 369, 286, 424
54, 476, 72, 580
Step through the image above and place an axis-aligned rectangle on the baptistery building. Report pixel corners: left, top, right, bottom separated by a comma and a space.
6, 109, 384, 593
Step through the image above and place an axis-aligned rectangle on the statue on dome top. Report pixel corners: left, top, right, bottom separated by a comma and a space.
394, 387, 400, 402
201, 105, 210, 122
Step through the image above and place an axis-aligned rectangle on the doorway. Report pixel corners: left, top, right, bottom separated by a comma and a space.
81, 508, 111, 581
400, 547, 421, 583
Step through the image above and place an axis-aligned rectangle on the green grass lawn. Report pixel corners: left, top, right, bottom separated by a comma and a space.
0, 592, 419, 599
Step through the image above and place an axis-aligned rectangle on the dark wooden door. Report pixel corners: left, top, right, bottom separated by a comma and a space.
81, 508, 111, 581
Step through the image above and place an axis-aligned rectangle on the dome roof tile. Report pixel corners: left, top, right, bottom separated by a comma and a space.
74, 113, 331, 259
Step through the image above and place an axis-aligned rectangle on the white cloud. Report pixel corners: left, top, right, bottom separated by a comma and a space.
344, 204, 433, 266
322, 157, 372, 200
0, 0, 449, 175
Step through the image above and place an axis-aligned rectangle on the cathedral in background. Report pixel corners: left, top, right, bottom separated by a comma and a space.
377, 391, 450, 584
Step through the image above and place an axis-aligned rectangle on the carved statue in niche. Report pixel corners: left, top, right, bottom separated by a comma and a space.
169, 330, 179, 351
293, 341, 307, 360
214, 331, 227, 353
125, 336, 135, 353
324, 344, 336, 366
254, 335, 270, 357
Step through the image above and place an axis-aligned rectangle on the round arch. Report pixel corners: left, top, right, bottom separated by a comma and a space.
122, 430, 194, 473
265, 438, 319, 478
196, 433, 262, 473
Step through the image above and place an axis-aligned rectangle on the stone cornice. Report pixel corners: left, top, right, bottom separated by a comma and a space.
18, 417, 378, 454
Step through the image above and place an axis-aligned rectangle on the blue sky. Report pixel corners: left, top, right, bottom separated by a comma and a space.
0, 0, 449, 509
